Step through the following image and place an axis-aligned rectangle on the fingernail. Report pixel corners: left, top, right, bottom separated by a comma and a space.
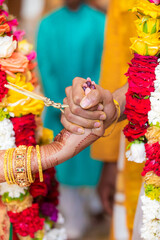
87, 77, 91, 82
78, 128, 85, 134
100, 114, 106, 120
85, 88, 91, 95
94, 121, 101, 128
97, 104, 103, 111
80, 97, 91, 108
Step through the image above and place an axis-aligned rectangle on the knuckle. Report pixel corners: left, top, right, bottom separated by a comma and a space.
63, 97, 67, 104
71, 104, 80, 115
73, 95, 81, 105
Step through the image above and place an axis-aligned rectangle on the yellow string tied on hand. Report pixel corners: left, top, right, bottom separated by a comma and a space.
103, 99, 121, 137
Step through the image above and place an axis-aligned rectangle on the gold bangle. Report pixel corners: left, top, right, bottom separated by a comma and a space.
14, 145, 30, 187
103, 99, 121, 137
27, 146, 34, 183
8, 148, 15, 184
36, 145, 43, 182
4, 149, 10, 184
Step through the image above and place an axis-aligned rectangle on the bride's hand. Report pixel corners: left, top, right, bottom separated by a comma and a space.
61, 77, 117, 136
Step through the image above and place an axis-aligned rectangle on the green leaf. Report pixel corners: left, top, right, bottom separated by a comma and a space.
133, 94, 141, 99
143, 21, 148, 33
144, 95, 150, 99
151, 22, 157, 34
126, 139, 144, 150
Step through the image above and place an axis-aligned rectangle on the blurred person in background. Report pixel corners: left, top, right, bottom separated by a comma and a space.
92, 0, 144, 239
37, 0, 106, 238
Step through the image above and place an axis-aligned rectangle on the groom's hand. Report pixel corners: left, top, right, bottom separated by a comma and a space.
61, 77, 117, 135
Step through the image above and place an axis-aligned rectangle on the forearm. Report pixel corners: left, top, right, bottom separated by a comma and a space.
0, 128, 100, 183
34, 129, 99, 171
113, 82, 128, 121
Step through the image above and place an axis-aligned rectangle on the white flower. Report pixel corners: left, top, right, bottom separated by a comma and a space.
148, 92, 160, 125
0, 182, 28, 198
0, 36, 17, 58
141, 195, 160, 221
126, 143, 146, 163
0, 118, 15, 150
141, 195, 160, 240
43, 228, 67, 240
141, 220, 160, 240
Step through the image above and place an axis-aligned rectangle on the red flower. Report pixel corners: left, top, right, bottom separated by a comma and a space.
142, 143, 160, 176
124, 92, 150, 126
11, 114, 36, 146
0, 70, 8, 102
8, 204, 44, 238
123, 122, 148, 142
30, 175, 48, 198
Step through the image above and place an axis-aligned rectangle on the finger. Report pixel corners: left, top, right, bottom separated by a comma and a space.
61, 114, 85, 135
88, 103, 103, 111
64, 106, 102, 128
66, 88, 106, 120
80, 86, 112, 109
72, 77, 86, 105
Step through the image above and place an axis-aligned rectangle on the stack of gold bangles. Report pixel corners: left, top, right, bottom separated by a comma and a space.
4, 145, 43, 187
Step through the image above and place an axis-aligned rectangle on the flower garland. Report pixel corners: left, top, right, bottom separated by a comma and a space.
124, 0, 160, 239
0, 1, 67, 239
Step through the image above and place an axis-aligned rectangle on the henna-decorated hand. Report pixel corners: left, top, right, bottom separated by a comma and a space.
61, 77, 117, 136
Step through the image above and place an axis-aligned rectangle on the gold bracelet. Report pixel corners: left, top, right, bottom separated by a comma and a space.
103, 99, 121, 137
14, 145, 31, 187
8, 148, 15, 184
36, 145, 43, 182
27, 146, 34, 183
4, 149, 10, 184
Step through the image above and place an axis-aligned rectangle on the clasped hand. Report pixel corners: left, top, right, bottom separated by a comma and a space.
61, 77, 118, 135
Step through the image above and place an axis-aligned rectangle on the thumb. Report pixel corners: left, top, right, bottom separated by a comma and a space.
80, 89, 102, 109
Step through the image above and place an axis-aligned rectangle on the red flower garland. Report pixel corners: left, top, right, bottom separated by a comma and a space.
8, 204, 44, 238
142, 142, 160, 176
0, 70, 8, 102
123, 54, 158, 142
11, 114, 36, 146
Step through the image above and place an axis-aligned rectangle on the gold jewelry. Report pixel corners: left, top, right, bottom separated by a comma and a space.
36, 145, 43, 182
27, 146, 34, 183
8, 148, 15, 184
14, 145, 30, 187
103, 99, 121, 137
4, 149, 10, 184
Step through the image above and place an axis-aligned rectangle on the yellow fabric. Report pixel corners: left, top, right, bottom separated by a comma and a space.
91, 0, 144, 238
124, 155, 144, 232
91, 0, 137, 162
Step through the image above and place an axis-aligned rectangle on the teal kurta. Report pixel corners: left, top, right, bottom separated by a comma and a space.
37, 4, 106, 186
